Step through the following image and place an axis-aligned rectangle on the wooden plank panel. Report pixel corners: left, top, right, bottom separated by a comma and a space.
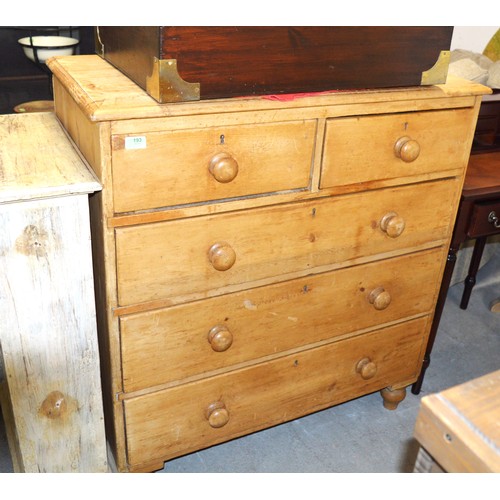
0, 113, 100, 203
0, 195, 107, 472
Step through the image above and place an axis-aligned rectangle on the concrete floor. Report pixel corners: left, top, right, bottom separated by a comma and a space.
1, 246, 499, 473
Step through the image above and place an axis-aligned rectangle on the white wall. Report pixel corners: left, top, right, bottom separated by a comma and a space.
451, 27, 499, 52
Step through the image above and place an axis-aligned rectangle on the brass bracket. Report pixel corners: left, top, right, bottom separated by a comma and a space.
146, 58, 200, 103
421, 50, 450, 85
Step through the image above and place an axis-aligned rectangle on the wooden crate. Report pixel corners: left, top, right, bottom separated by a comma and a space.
414, 370, 500, 472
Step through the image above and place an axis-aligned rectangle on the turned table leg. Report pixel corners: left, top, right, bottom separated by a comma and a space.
460, 236, 487, 310
412, 246, 459, 395
380, 387, 407, 410
411, 200, 471, 395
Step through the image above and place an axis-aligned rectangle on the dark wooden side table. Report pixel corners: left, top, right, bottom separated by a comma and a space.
412, 151, 500, 394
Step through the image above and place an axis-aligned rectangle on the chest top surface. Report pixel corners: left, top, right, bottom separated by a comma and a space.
47, 54, 491, 123
0, 112, 101, 204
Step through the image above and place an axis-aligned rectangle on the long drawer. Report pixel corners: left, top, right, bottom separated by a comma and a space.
120, 248, 443, 392
111, 120, 316, 212
115, 178, 460, 307
320, 108, 475, 190
123, 316, 428, 468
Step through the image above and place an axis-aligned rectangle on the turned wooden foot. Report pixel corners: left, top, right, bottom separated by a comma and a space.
490, 298, 500, 313
380, 386, 407, 410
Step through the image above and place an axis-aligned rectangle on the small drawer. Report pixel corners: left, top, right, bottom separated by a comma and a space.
320, 108, 475, 190
120, 248, 443, 392
111, 120, 316, 212
115, 178, 460, 307
468, 199, 500, 238
123, 316, 427, 467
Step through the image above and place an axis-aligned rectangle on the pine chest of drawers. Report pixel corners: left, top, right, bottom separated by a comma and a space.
47, 54, 489, 472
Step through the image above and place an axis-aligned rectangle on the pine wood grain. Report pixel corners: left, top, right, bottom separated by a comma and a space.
120, 248, 444, 393
321, 108, 476, 189
111, 119, 316, 212
0, 112, 100, 203
46, 55, 490, 122
124, 317, 427, 468
115, 178, 461, 308
48, 56, 488, 471
414, 370, 500, 472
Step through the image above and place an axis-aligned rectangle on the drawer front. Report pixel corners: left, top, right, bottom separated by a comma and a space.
320, 108, 475, 189
111, 120, 316, 213
468, 199, 500, 238
123, 317, 428, 467
120, 248, 443, 392
115, 178, 460, 307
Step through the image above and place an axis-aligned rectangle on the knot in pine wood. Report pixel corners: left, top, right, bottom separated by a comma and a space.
40, 391, 68, 419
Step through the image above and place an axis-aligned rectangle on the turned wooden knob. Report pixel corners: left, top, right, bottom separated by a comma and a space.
356, 357, 378, 380
394, 136, 420, 163
209, 152, 239, 183
208, 325, 233, 352
380, 212, 406, 238
206, 401, 230, 428
368, 287, 392, 310
208, 242, 236, 271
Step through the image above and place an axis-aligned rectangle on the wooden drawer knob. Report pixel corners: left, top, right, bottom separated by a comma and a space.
208, 242, 236, 271
380, 212, 406, 238
206, 401, 230, 428
208, 325, 233, 352
394, 136, 420, 163
368, 287, 392, 310
209, 152, 239, 183
356, 357, 378, 380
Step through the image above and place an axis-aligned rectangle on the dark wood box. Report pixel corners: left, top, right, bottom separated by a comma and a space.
95, 26, 453, 103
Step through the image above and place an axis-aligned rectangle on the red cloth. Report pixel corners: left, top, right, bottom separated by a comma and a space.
237, 89, 359, 101
260, 90, 341, 101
